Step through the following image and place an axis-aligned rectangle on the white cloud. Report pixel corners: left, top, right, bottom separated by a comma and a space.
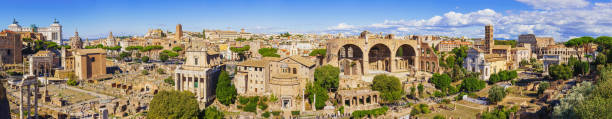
516, 0, 590, 10
327, 23, 356, 30
324, 1, 612, 41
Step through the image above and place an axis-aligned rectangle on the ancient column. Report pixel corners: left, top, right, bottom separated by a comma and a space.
19, 86, 23, 119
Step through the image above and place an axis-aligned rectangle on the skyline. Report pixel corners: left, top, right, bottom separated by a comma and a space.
4, 0, 612, 41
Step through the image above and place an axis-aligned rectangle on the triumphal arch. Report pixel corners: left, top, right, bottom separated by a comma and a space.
326, 31, 422, 76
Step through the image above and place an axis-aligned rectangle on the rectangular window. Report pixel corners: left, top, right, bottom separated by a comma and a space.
194, 82, 198, 88
91, 57, 95, 62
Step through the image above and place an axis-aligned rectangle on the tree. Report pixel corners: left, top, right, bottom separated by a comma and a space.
159, 53, 169, 62
306, 82, 328, 110
553, 82, 594, 118
216, 71, 237, 106
280, 32, 291, 37
537, 82, 550, 96
119, 52, 131, 61
488, 86, 506, 104
410, 86, 416, 98
565, 36, 593, 60
417, 83, 424, 96
548, 64, 573, 80
430, 73, 452, 91
141, 56, 150, 63
172, 46, 183, 52
258, 48, 280, 57
148, 90, 200, 119
314, 65, 340, 92
372, 74, 405, 101
309, 49, 327, 56
460, 77, 486, 92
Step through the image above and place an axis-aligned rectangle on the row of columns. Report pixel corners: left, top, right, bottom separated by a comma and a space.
19, 83, 39, 119
341, 94, 379, 108
175, 73, 203, 101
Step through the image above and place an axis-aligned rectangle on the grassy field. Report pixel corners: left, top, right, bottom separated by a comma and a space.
417, 103, 483, 119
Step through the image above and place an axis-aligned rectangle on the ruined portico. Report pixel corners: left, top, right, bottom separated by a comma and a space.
336, 89, 380, 109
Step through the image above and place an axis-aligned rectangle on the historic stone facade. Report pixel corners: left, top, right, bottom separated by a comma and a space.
325, 31, 421, 76
29, 50, 56, 77
69, 31, 83, 49
174, 45, 223, 104
74, 49, 109, 80
235, 60, 270, 95
268, 56, 315, 110
8, 19, 62, 45
0, 30, 23, 64
419, 43, 440, 73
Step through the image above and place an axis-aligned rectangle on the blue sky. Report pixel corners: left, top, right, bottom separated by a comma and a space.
3, 0, 612, 41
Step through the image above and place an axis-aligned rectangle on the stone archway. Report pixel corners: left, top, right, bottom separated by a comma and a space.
368, 44, 391, 72
338, 44, 364, 75
395, 44, 416, 72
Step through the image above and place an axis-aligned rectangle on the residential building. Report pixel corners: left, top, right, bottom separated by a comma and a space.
234, 60, 271, 95
437, 40, 472, 52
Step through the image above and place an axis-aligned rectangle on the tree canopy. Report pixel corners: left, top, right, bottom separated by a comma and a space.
309, 49, 327, 56
548, 64, 573, 80
430, 73, 452, 92
460, 77, 486, 92
203, 106, 224, 119
216, 71, 237, 106
258, 48, 280, 57
488, 86, 507, 104
306, 82, 328, 110
314, 65, 340, 92
372, 74, 405, 102
148, 90, 200, 119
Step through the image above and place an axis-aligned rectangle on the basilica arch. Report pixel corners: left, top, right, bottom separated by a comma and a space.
368, 44, 391, 72
395, 44, 416, 72
338, 44, 364, 75
325, 37, 421, 76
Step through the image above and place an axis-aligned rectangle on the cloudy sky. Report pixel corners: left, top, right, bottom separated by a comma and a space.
3, 0, 612, 41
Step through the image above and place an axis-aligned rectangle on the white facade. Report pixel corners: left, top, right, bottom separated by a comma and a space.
8, 19, 62, 45
464, 48, 491, 80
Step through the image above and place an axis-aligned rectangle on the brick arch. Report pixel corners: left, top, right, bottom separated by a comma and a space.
368, 43, 392, 72
337, 44, 365, 75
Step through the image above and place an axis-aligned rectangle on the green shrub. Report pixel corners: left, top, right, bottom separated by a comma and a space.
262, 111, 270, 118
244, 102, 257, 112
141, 70, 149, 75
271, 111, 281, 116
238, 96, 249, 105
67, 79, 78, 86
410, 104, 430, 116
434, 115, 445, 119
351, 106, 389, 118
434, 91, 445, 97
441, 99, 451, 104
291, 111, 300, 116
258, 102, 268, 110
